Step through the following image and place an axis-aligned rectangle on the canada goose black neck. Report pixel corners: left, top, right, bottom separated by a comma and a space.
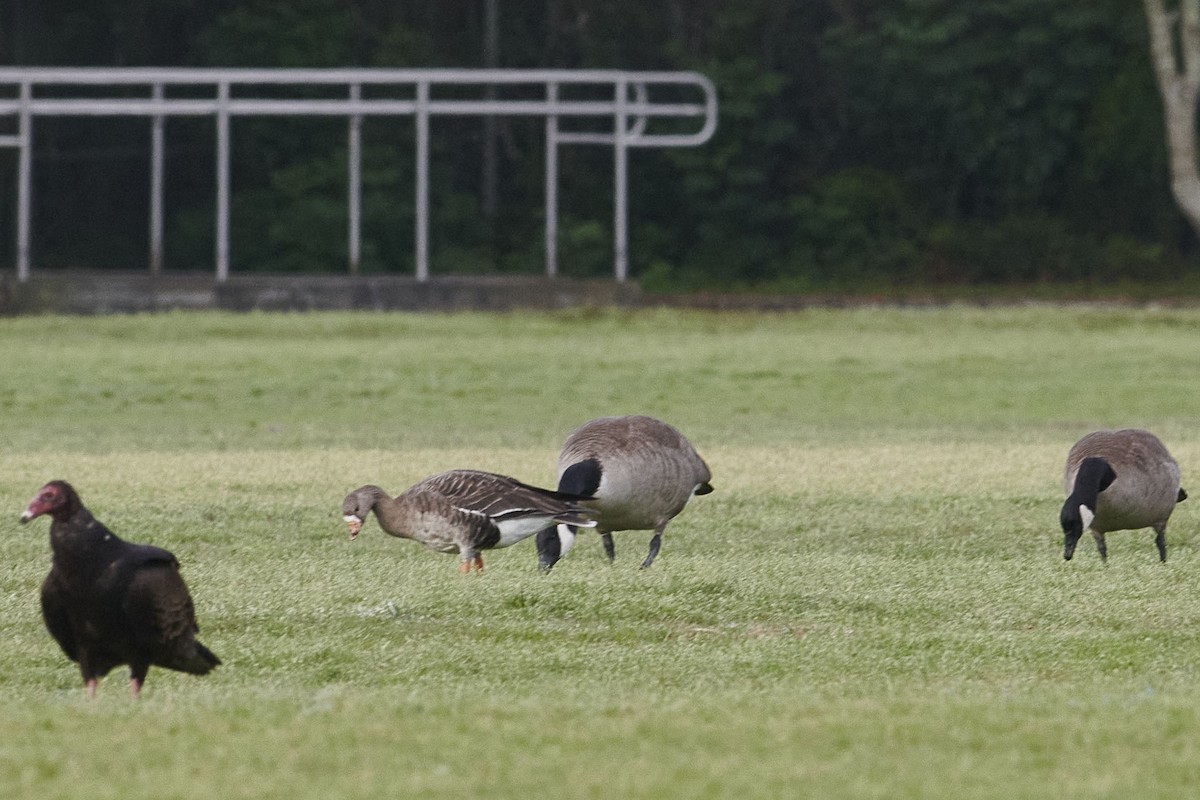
1060, 457, 1116, 561
1071, 457, 1117, 508
558, 458, 602, 498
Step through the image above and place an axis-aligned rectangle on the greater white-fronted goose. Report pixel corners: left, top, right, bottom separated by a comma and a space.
536, 415, 713, 570
1061, 428, 1187, 562
342, 469, 596, 573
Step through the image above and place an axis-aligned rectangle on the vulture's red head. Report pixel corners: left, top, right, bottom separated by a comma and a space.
20, 481, 80, 524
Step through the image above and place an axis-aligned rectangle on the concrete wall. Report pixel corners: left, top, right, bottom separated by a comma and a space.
0, 272, 643, 315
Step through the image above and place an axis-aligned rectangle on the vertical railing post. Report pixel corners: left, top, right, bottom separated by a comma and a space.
348, 83, 362, 275
613, 76, 629, 282
415, 80, 430, 282
215, 81, 231, 283
544, 81, 559, 278
149, 82, 165, 275
16, 81, 33, 282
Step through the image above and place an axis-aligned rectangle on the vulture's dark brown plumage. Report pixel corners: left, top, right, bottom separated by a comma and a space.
20, 480, 220, 699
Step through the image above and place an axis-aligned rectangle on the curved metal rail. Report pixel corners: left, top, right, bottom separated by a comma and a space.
0, 68, 718, 283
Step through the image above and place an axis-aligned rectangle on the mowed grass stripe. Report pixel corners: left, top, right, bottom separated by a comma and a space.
0, 306, 1197, 452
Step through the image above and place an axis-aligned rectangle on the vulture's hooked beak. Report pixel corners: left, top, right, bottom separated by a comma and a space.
19, 501, 44, 524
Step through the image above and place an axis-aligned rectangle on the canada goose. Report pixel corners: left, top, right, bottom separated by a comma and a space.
1061, 429, 1186, 562
342, 470, 596, 573
536, 415, 713, 570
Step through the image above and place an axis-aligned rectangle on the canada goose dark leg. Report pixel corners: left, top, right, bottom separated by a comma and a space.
1092, 531, 1107, 562
1154, 525, 1167, 563
640, 535, 661, 569
600, 531, 615, 563
641, 524, 666, 569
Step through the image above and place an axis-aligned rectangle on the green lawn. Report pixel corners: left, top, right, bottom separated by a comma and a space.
2, 306, 1200, 798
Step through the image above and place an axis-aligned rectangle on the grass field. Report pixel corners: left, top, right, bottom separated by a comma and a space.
2, 305, 1200, 798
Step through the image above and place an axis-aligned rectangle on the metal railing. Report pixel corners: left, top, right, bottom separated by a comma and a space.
0, 68, 718, 283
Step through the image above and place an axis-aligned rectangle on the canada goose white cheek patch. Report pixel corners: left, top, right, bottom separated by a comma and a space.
556, 523, 577, 557
1079, 505, 1095, 531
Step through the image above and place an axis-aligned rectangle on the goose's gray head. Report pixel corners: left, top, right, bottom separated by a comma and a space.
342, 485, 383, 540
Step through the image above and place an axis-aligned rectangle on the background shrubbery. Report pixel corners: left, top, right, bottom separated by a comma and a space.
1, 1, 1191, 289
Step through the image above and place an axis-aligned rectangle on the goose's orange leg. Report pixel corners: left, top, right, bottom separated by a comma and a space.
459, 555, 485, 574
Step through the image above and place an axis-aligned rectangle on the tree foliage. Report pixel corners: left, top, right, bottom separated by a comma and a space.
0, 0, 1189, 287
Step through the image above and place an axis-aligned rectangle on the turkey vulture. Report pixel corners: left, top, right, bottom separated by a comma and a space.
19, 480, 220, 699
